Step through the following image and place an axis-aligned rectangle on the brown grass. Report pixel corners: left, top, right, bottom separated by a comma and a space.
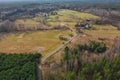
0, 30, 73, 56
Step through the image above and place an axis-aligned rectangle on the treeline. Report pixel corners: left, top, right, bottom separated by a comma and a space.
0, 53, 41, 80
45, 41, 120, 80
0, 21, 15, 32
58, 2, 120, 11
0, 20, 70, 33
0, 3, 58, 21
77, 41, 107, 53
0, 20, 48, 32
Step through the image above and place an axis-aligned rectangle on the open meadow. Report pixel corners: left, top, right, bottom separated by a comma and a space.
45, 24, 120, 65
46, 9, 99, 28
0, 30, 72, 56
15, 9, 99, 30
0, 9, 100, 56
1, 9, 119, 57
71, 24, 120, 48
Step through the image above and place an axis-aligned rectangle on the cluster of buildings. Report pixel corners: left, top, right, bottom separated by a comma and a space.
75, 18, 91, 33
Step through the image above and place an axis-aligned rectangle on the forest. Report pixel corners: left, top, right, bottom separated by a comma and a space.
63, 46, 120, 80
0, 53, 41, 80
44, 41, 120, 80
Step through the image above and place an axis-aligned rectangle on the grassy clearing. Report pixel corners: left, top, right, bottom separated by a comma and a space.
74, 24, 120, 47
15, 19, 40, 26
0, 30, 72, 56
4, 9, 98, 56
3, 9, 117, 58
15, 9, 98, 30
48, 25, 120, 63
93, 25, 117, 30
86, 25, 120, 38
46, 9, 99, 28
15, 15, 44, 27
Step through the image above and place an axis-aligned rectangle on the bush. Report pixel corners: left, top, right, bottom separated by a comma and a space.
59, 35, 68, 41
98, 37, 106, 41
65, 71, 76, 80
95, 44, 107, 53
50, 11, 57, 15
78, 44, 84, 51
69, 33, 74, 37
78, 41, 107, 53
78, 44, 88, 51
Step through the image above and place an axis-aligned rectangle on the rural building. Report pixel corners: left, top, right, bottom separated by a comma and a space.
75, 22, 89, 29
75, 18, 91, 29
75, 19, 91, 33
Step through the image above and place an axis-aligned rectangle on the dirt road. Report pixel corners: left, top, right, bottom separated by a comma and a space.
41, 33, 78, 63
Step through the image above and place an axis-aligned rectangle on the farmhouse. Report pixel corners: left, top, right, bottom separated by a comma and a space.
75, 18, 92, 30
75, 22, 90, 29
75, 19, 92, 33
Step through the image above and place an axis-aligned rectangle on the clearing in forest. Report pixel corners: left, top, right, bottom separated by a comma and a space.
0, 30, 72, 56
46, 9, 99, 28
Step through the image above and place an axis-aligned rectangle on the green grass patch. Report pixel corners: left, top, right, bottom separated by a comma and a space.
46, 9, 99, 28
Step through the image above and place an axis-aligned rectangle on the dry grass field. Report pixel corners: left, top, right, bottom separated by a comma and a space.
1, 9, 119, 58
86, 25, 120, 38
15, 15, 45, 28
46, 9, 99, 28
15, 9, 99, 30
46, 24, 120, 63
15, 19, 40, 26
72, 24, 120, 48
0, 30, 72, 56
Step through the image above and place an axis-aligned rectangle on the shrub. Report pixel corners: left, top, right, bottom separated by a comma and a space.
95, 44, 107, 53
78, 44, 84, 51
78, 41, 107, 53
64, 46, 69, 60
69, 33, 74, 37
98, 37, 106, 41
59, 35, 68, 41
88, 41, 101, 52
65, 71, 76, 80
